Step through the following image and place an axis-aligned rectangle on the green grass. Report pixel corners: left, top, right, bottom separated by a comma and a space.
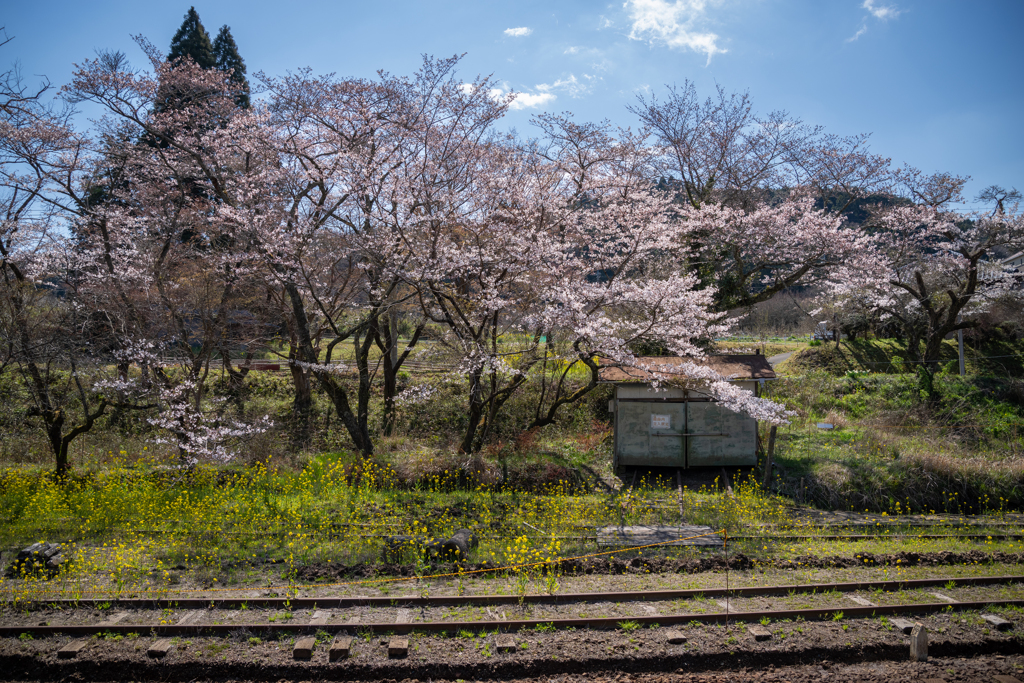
0, 448, 793, 603
764, 371, 1024, 512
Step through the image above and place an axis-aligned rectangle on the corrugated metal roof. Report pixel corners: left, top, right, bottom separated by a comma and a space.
597, 354, 776, 383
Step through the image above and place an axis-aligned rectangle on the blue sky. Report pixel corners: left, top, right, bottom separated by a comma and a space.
3, 0, 1022, 208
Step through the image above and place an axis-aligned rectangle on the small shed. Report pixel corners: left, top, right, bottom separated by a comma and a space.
599, 354, 776, 472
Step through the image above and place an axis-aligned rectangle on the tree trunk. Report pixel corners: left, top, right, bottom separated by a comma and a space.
320, 378, 372, 455
527, 352, 600, 430
763, 425, 777, 490
389, 308, 400, 366
288, 340, 313, 449
923, 332, 947, 375
284, 281, 372, 455
375, 316, 424, 438
353, 329, 374, 454
905, 327, 923, 365
221, 350, 253, 416
381, 359, 398, 437
47, 421, 67, 480
460, 368, 485, 454
377, 314, 399, 437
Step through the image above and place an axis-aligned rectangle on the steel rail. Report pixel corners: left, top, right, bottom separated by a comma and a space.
4, 533, 1022, 551
5, 574, 1022, 610
1, 600, 1021, 637
729, 534, 1024, 541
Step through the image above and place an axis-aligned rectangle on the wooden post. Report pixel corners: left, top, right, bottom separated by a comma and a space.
676, 469, 685, 522
763, 425, 777, 491
910, 623, 927, 661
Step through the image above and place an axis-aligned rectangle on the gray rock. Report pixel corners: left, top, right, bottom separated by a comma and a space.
7, 542, 63, 577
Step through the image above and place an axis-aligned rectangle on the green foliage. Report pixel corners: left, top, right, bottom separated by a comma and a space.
916, 365, 936, 400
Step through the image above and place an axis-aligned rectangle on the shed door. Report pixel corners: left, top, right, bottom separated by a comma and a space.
686, 402, 758, 467
648, 403, 686, 467
616, 402, 649, 467
616, 402, 686, 468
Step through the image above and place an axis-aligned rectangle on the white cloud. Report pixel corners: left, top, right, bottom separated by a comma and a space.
863, 0, 900, 20
564, 46, 580, 54
536, 73, 600, 99
848, 1, 901, 42
846, 23, 868, 42
509, 92, 556, 110
490, 88, 556, 110
623, 0, 725, 64
504, 27, 533, 37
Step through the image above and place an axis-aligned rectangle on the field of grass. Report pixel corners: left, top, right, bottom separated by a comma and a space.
7, 446, 1024, 605
764, 370, 1024, 513
0, 453, 795, 603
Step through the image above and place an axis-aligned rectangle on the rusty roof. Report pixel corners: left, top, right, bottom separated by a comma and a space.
597, 355, 776, 383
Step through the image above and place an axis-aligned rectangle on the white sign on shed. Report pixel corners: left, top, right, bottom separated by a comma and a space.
651, 414, 671, 429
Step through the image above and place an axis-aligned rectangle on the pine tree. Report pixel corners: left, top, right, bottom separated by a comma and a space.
167, 7, 216, 69
213, 26, 250, 109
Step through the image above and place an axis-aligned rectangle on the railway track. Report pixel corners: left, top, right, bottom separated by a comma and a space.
1, 599, 1022, 638
3, 575, 1022, 683
2, 600, 1023, 638
3, 573, 1022, 637
5, 573, 1024, 610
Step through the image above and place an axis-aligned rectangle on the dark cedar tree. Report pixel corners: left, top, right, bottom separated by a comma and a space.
213, 25, 250, 109
167, 7, 216, 68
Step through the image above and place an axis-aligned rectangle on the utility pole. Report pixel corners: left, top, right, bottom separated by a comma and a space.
958, 328, 965, 376
956, 313, 965, 376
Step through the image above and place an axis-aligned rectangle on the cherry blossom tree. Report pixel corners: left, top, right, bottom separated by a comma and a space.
679, 196, 875, 310
255, 56, 512, 454
395, 110, 792, 453
62, 42, 277, 465
630, 80, 899, 311
5, 42, 814, 466
827, 199, 1024, 375
0, 36, 184, 476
